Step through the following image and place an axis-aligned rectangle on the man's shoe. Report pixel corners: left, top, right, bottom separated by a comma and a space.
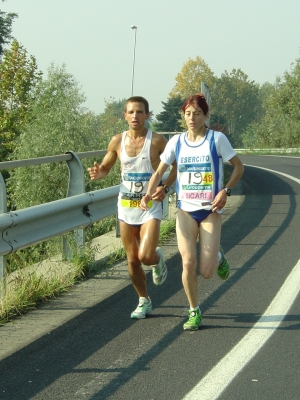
131, 297, 152, 319
183, 308, 202, 331
217, 246, 230, 280
152, 247, 168, 286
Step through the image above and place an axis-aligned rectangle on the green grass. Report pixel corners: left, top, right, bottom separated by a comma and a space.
159, 219, 176, 244
0, 242, 96, 324
0, 268, 76, 324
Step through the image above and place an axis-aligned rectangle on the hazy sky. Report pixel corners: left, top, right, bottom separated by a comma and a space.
1, 0, 300, 117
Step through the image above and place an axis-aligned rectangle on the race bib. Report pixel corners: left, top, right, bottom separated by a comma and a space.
120, 198, 153, 208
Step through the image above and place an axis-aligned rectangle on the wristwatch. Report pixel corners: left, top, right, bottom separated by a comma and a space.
163, 184, 170, 194
223, 187, 231, 196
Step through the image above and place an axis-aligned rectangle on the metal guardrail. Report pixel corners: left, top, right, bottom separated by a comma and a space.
0, 186, 120, 257
0, 149, 174, 280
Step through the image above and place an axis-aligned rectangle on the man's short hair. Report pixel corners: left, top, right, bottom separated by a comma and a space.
124, 96, 149, 114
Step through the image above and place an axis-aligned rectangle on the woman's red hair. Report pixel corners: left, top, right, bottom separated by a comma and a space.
181, 93, 209, 115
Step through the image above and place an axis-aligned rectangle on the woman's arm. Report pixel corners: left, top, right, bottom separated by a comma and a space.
140, 161, 169, 210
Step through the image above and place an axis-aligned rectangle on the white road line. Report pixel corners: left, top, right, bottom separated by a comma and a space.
183, 259, 300, 400
183, 164, 300, 400
244, 164, 300, 185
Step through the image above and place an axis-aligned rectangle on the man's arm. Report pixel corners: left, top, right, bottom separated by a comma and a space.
88, 135, 120, 180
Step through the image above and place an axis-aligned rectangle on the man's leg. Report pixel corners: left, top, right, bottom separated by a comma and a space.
139, 218, 160, 265
119, 221, 149, 298
139, 218, 167, 285
120, 221, 152, 319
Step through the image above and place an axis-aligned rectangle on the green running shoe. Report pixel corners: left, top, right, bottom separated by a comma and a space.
183, 308, 202, 331
217, 246, 230, 280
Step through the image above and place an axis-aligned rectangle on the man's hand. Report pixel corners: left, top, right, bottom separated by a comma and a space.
140, 194, 152, 211
87, 161, 101, 180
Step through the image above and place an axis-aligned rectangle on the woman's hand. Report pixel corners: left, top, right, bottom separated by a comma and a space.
151, 185, 166, 202
211, 189, 227, 212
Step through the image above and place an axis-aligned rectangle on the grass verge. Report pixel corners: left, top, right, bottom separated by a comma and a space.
0, 218, 176, 325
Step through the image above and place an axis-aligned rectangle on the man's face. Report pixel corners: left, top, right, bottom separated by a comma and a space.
124, 102, 150, 130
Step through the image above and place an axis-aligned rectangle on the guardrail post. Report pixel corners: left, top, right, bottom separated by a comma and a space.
63, 151, 86, 260
116, 217, 120, 237
0, 173, 7, 281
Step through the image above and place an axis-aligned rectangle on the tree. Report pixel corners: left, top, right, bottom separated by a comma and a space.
256, 82, 275, 121
103, 96, 126, 117
154, 96, 183, 132
7, 66, 126, 270
0, 9, 17, 57
97, 97, 128, 148
242, 58, 300, 148
169, 56, 216, 100
211, 69, 259, 146
8, 64, 101, 209
0, 40, 42, 161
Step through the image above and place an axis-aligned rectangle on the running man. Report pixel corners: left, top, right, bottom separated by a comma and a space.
88, 96, 176, 319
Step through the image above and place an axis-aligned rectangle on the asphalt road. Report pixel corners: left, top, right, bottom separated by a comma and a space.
0, 154, 299, 400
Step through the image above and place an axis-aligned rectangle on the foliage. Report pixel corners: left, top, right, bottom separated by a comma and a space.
103, 96, 126, 117
6, 237, 61, 274
86, 96, 128, 192
6, 75, 131, 272
8, 64, 99, 209
0, 9, 17, 57
154, 95, 184, 132
169, 56, 216, 100
0, 40, 42, 161
85, 215, 116, 242
241, 58, 300, 148
98, 97, 127, 141
211, 69, 259, 146
256, 82, 275, 120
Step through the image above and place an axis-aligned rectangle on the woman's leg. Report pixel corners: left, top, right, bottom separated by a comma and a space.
199, 212, 222, 279
176, 208, 199, 308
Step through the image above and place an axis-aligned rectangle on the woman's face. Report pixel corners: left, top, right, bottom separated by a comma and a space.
184, 103, 207, 131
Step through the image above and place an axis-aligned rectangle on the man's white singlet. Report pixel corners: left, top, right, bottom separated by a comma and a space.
118, 130, 163, 225
160, 129, 236, 212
